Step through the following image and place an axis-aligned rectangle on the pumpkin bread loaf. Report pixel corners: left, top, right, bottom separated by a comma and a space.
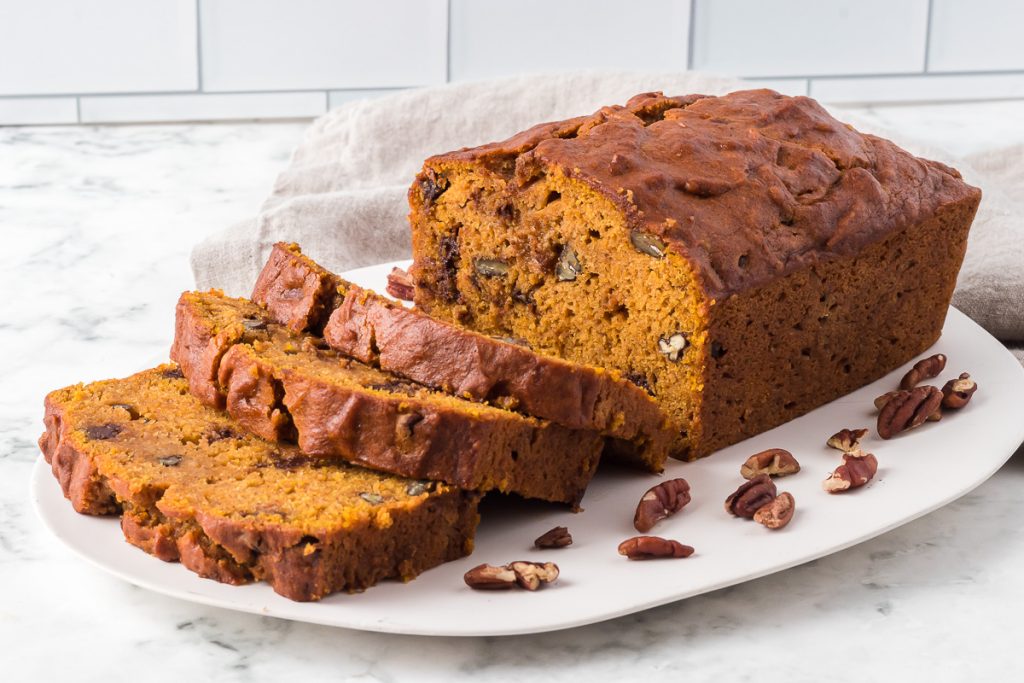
408, 89, 982, 460
252, 241, 673, 470
40, 365, 480, 601
171, 290, 604, 505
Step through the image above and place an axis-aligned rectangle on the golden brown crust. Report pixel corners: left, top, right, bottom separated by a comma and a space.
38, 366, 480, 601
251, 242, 346, 334
40, 400, 119, 516
422, 89, 981, 301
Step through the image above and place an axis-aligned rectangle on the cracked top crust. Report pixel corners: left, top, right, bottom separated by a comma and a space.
427, 89, 982, 301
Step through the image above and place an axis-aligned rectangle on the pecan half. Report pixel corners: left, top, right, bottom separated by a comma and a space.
618, 536, 694, 560
873, 391, 900, 411
534, 526, 572, 549
899, 353, 947, 390
753, 491, 795, 529
385, 267, 415, 300
877, 386, 943, 438
634, 478, 691, 532
823, 452, 879, 493
725, 474, 777, 518
739, 448, 800, 479
508, 561, 559, 590
826, 428, 868, 452
463, 563, 517, 590
941, 372, 978, 409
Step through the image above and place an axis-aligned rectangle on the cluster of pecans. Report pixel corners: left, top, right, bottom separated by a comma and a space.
463, 561, 559, 591
726, 448, 799, 529
876, 353, 978, 439
621, 478, 695, 560
464, 478, 698, 590
463, 526, 572, 591
822, 427, 877, 493
465, 352, 978, 592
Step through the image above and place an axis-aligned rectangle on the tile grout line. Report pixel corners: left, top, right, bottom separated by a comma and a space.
1, 70, 1024, 105
686, 0, 697, 70
445, 0, 452, 83
5, 93, 1024, 128
0, 88, 411, 102
734, 68, 1024, 81
923, 0, 934, 72
195, 0, 204, 91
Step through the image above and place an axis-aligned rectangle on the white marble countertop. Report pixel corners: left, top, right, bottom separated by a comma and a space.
3, 102, 1024, 682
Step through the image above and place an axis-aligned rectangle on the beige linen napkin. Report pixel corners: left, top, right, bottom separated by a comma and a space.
191, 72, 1023, 363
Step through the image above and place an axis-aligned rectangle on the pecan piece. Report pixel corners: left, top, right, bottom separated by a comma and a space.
739, 448, 800, 479
877, 386, 943, 438
634, 478, 691, 532
618, 536, 694, 560
630, 231, 666, 258
534, 526, 572, 549
473, 258, 509, 277
241, 316, 268, 331
508, 561, 560, 590
84, 423, 122, 440
941, 372, 978, 409
725, 474, 777, 518
463, 563, 517, 590
555, 244, 582, 281
418, 172, 448, 207
823, 452, 879, 493
899, 353, 947, 390
753, 492, 795, 529
873, 391, 900, 411
385, 267, 415, 301
657, 333, 688, 362
405, 480, 436, 496
826, 428, 868, 452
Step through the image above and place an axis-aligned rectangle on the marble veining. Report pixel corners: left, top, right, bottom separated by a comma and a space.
2, 103, 1023, 682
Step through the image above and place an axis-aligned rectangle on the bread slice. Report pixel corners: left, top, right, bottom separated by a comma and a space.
170, 290, 604, 505
40, 365, 480, 601
251, 242, 672, 470
407, 89, 982, 459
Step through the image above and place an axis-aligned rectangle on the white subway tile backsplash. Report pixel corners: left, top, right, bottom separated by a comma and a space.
328, 89, 407, 109
199, 0, 447, 92
79, 92, 327, 124
3, 0, 1024, 125
810, 73, 1024, 104
0, 0, 197, 96
692, 0, 929, 78
0, 98, 78, 125
449, 0, 691, 82
928, 0, 1024, 72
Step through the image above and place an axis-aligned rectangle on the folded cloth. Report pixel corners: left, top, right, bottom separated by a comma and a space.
191, 71, 1023, 364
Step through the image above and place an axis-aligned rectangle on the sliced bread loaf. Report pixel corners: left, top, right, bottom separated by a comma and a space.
252, 242, 672, 470
40, 365, 480, 601
171, 290, 604, 505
